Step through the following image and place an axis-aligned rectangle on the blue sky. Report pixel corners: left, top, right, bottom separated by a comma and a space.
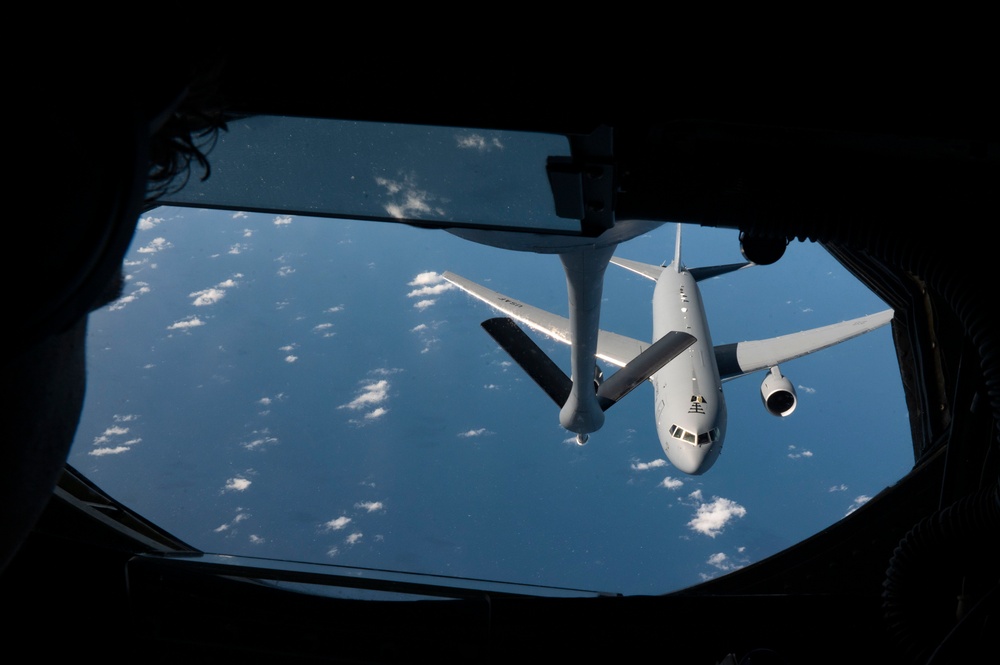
70, 207, 912, 596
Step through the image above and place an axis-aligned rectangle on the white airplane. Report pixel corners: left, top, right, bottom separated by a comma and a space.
442, 223, 894, 475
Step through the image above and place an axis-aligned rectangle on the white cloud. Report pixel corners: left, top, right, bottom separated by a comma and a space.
410, 320, 444, 354
339, 380, 390, 410
356, 501, 384, 513
407, 272, 454, 308
703, 550, 748, 577
845, 495, 871, 516
407, 283, 455, 298
659, 476, 685, 490
89, 417, 141, 455
225, 477, 251, 492
274, 215, 293, 226
137, 237, 171, 254
323, 516, 352, 531
190, 287, 226, 306
285, 355, 298, 363
167, 316, 205, 330
214, 510, 250, 534
631, 459, 667, 471
706, 552, 734, 571
409, 272, 444, 287
137, 215, 163, 231
108, 284, 151, 311
456, 133, 505, 151
798, 384, 817, 394
241, 432, 278, 450
345, 532, 363, 545
89, 446, 132, 456
313, 323, 335, 337
365, 407, 389, 420
376, 175, 445, 220
687, 496, 747, 538
828, 484, 848, 492
787, 445, 814, 459
458, 428, 490, 438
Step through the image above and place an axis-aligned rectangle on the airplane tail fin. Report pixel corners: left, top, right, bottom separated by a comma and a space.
615, 224, 752, 282
672, 223, 682, 272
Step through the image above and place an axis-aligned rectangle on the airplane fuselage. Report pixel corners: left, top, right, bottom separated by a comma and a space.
650, 264, 727, 475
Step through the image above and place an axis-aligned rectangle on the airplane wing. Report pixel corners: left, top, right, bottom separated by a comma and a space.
441, 271, 649, 368
714, 309, 894, 381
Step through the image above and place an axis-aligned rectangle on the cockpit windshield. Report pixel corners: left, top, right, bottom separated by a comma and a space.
669, 424, 721, 446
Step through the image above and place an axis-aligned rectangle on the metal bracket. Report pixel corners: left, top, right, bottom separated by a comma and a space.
546, 125, 616, 236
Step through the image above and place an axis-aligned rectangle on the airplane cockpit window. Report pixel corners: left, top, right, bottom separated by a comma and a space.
67, 119, 913, 598
669, 424, 719, 446
699, 429, 719, 445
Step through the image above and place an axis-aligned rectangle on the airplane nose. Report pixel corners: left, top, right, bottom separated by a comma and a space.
668, 442, 712, 475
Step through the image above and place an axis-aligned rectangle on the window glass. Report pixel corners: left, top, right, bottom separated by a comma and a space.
157, 116, 578, 234
71, 213, 911, 596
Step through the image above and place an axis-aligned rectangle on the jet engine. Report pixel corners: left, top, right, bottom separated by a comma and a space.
760, 366, 797, 417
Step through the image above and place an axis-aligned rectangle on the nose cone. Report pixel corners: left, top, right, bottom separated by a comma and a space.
667, 443, 711, 475
663, 439, 724, 476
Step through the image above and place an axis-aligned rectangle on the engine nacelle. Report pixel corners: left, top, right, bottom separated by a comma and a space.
760, 366, 797, 417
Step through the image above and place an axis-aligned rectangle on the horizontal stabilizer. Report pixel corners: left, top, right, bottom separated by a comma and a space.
596, 331, 696, 410
609, 256, 664, 281
688, 262, 753, 282
481, 317, 572, 408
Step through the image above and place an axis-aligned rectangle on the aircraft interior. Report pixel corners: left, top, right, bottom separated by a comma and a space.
3, 50, 997, 663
